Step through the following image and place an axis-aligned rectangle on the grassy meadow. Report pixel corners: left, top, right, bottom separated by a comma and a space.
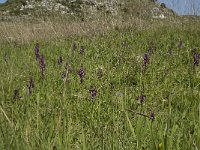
0, 5, 200, 150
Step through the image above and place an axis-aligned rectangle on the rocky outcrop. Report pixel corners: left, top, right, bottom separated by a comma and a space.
0, 0, 175, 20
12, 0, 122, 16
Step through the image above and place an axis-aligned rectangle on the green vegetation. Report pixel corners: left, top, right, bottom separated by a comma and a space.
0, 26, 200, 149
0, 0, 200, 150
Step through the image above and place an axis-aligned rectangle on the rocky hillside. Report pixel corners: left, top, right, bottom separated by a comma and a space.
0, 0, 176, 20
1, 0, 122, 16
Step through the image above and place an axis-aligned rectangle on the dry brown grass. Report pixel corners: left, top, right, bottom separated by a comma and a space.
0, 15, 153, 44
0, 11, 186, 45
0, 0, 185, 44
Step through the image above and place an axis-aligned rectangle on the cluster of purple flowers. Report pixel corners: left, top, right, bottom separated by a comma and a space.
142, 46, 155, 72
137, 94, 146, 105
193, 52, 200, 67
78, 65, 85, 83
149, 112, 155, 121
89, 86, 97, 99
143, 53, 149, 67
10, 39, 166, 124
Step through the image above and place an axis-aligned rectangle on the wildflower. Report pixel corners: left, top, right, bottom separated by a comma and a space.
149, 112, 155, 121
193, 52, 200, 66
142, 53, 150, 73
143, 53, 149, 66
89, 86, 97, 99
34, 43, 40, 61
78, 65, 85, 83
27, 77, 34, 95
137, 94, 146, 105
57, 56, 63, 65
39, 54, 45, 78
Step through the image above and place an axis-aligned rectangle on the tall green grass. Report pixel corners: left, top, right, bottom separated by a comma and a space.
0, 26, 200, 149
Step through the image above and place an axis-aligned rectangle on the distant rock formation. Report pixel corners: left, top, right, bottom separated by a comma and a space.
8, 0, 122, 16
0, 0, 176, 21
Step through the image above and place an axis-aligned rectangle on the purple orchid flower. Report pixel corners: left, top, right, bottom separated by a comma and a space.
89, 86, 97, 99
137, 94, 146, 105
150, 112, 155, 121
78, 65, 85, 83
